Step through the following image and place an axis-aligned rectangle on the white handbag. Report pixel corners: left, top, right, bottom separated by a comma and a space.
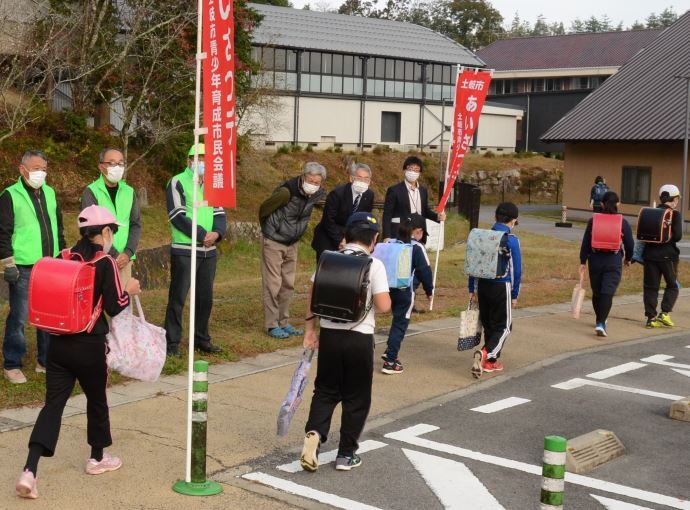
106, 296, 167, 382
571, 273, 586, 319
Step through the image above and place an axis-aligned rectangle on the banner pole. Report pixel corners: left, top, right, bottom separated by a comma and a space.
185, 0, 205, 485
429, 65, 462, 311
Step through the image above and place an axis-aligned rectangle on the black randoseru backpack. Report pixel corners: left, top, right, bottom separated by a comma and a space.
311, 249, 372, 323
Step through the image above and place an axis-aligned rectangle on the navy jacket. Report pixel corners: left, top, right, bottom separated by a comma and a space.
312, 182, 374, 254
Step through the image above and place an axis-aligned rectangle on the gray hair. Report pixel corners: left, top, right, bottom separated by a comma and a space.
350, 163, 372, 177
303, 162, 327, 180
99, 147, 124, 163
21, 150, 48, 165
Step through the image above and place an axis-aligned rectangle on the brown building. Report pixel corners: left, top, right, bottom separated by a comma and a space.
542, 10, 690, 218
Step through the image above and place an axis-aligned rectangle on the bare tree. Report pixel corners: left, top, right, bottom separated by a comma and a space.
0, 8, 70, 142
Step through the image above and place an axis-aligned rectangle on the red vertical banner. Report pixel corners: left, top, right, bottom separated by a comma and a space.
202, 0, 237, 208
438, 68, 492, 213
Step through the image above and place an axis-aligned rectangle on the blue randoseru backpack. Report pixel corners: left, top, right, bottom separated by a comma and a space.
464, 228, 510, 279
372, 240, 413, 289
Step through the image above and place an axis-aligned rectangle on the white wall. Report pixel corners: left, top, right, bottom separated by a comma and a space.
298, 97, 360, 144
241, 94, 522, 152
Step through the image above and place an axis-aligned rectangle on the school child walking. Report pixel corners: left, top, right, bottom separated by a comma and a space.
469, 203, 522, 379
579, 191, 634, 336
643, 184, 683, 328
300, 212, 390, 472
16, 205, 140, 499
381, 213, 434, 374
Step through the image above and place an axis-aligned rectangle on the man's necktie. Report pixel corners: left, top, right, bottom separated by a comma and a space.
353, 194, 361, 212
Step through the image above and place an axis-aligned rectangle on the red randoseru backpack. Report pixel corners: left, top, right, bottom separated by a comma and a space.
28, 249, 107, 334
591, 213, 623, 252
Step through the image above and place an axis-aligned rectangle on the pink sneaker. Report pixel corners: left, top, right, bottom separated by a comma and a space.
85, 452, 123, 475
16, 469, 38, 499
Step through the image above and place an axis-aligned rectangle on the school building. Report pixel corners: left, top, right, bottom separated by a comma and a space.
242, 3, 523, 153
541, 10, 690, 217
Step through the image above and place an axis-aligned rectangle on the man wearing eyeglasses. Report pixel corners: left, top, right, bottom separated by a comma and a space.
81, 147, 142, 284
311, 163, 375, 263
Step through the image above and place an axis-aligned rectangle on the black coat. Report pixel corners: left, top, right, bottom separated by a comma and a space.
312, 183, 375, 255
382, 181, 438, 239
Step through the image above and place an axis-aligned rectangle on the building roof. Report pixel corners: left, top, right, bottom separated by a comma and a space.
249, 3, 483, 66
476, 29, 663, 72
542, 11, 690, 143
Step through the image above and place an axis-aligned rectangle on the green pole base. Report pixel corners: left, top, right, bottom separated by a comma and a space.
172, 479, 223, 496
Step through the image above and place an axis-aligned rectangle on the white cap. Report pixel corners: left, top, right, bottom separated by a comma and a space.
659, 184, 681, 198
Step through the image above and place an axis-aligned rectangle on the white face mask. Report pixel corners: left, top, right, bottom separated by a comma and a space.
106, 165, 125, 183
302, 181, 320, 196
195, 162, 205, 176
405, 170, 420, 183
352, 180, 369, 195
27, 170, 47, 189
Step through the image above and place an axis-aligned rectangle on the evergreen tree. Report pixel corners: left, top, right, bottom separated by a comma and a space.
657, 7, 678, 27
531, 14, 549, 36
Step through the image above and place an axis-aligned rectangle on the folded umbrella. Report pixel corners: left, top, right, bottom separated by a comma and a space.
277, 348, 315, 437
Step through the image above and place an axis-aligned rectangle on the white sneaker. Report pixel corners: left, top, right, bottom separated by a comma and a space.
35, 364, 46, 374
4, 369, 27, 384
300, 431, 320, 472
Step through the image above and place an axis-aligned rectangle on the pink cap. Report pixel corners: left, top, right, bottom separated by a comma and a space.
78, 205, 122, 228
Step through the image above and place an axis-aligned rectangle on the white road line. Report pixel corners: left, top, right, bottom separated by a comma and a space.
640, 355, 690, 369
672, 368, 690, 378
470, 397, 531, 414
591, 494, 654, 509
242, 472, 383, 510
403, 448, 506, 509
551, 378, 683, 401
276, 440, 387, 473
384, 424, 690, 510
586, 362, 647, 380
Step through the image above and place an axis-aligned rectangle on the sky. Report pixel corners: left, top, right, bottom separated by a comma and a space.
290, 0, 690, 28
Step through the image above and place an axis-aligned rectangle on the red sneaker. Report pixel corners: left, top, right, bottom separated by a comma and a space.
482, 360, 504, 373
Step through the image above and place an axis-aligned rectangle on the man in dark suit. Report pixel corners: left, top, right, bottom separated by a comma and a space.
382, 156, 446, 240
312, 163, 374, 262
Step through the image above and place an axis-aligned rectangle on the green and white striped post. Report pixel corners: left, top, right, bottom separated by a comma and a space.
540, 435, 567, 509
172, 360, 222, 496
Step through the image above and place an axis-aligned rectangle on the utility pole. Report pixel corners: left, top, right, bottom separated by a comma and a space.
675, 76, 690, 231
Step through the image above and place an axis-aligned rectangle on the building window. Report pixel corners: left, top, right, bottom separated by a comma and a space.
621, 166, 651, 204
381, 112, 401, 143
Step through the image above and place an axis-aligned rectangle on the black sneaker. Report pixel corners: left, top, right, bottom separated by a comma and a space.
335, 454, 362, 471
381, 359, 403, 375
195, 342, 222, 353
167, 346, 182, 358
380, 349, 389, 362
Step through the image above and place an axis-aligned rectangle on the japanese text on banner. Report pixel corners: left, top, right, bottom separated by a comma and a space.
202, 0, 236, 208
438, 69, 492, 212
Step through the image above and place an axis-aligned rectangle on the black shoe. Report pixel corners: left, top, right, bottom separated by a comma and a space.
167, 346, 181, 358
195, 342, 222, 353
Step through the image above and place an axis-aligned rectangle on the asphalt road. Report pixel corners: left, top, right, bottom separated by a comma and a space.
233, 333, 690, 509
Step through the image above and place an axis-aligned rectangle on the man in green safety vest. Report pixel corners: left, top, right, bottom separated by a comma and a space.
163, 143, 227, 357
0, 150, 66, 384
81, 148, 142, 285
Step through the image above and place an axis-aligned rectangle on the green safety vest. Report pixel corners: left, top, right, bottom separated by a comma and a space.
5, 179, 59, 265
87, 175, 136, 259
170, 168, 214, 245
